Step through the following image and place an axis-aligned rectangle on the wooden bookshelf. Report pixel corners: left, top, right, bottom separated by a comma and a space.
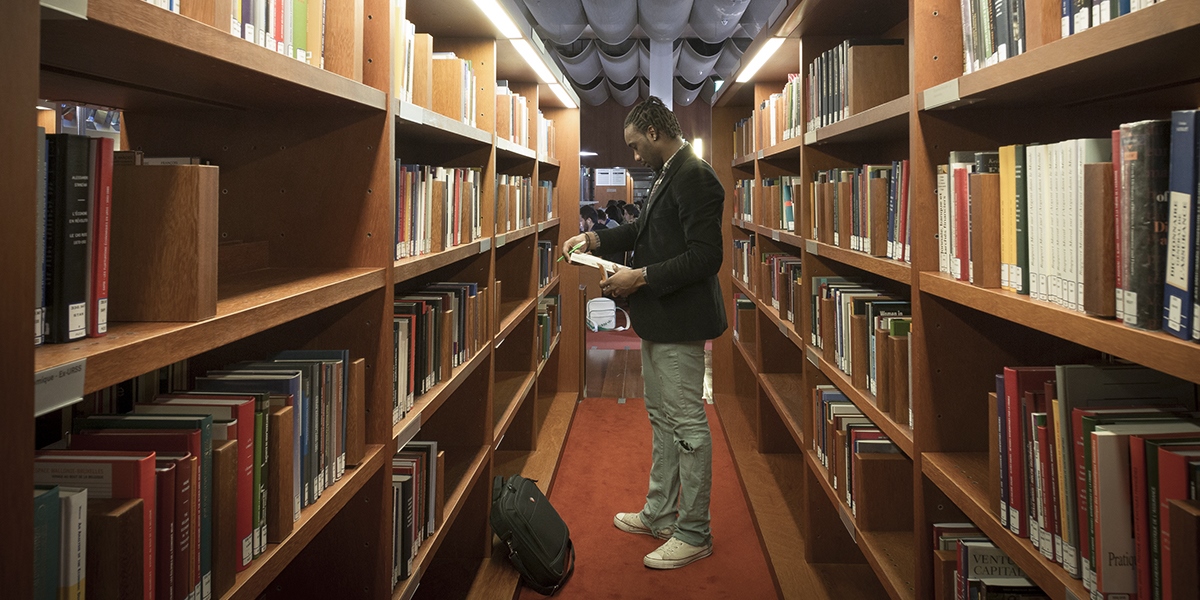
919, 272, 1200, 385
921, 0, 1200, 111
806, 240, 912, 286
923, 453, 1088, 600
804, 95, 910, 146
804, 345, 915, 458
36, 267, 385, 396
7, 1, 585, 597
759, 372, 806, 447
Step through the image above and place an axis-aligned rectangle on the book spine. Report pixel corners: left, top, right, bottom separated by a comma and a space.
1015, 144, 1029, 294
88, 137, 113, 338
1163, 110, 1198, 339
46, 134, 91, 344
1114, 131, 1126, 321
1122, 120, 1172, 330
36, 128, 46, 346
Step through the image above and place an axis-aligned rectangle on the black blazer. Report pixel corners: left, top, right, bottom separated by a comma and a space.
595, 145, 727, 343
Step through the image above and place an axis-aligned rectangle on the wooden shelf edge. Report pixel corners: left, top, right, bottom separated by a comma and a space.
224, 444, 387, 600
805, 344, 915, 457
807, 240, 912, 286
808, 95, 910, 145
922, 453, 1086, 600
391, 345, 493, 443
493, 371, 537, 445
393, 241, 484, 283
497, 223, 538, 246
392, 446, 491, 600
52, 0, 387, 111
758, 372, 806, 448
495, 297, 537, 346
918, 271, 1200, 385
496, 137, 537, 160
494, 390, 580, 493
536, 334, 561, 377
858, 530, 918, 600
802, 449, 916, 600
537, 275, 561, 300
921, 0, 1200, 110
761, 134, 805, 160
37, 267, 385, 395
395, 99, 492, 146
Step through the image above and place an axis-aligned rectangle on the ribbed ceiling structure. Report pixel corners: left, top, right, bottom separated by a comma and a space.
517, 0, 784, 106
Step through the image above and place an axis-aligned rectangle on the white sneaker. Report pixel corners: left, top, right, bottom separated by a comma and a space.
613, 512, 673, 540
643, 537, 713, 569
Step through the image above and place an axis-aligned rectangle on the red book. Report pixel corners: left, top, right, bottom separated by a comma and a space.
154, 461, 176, 600
1130, 434, 1200, 600
954, 167, 970, 280
1003, 367, 1055, 538
70, 429, 203, 596
87, 136, 113, 337
159, 453, 196, 600
1159, 445, 1200, 600
140, 396, 257, 570
1036, 419, 1052, 557
35, 450, 157, 600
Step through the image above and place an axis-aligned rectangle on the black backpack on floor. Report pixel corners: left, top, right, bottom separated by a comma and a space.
490, 474, 575, 596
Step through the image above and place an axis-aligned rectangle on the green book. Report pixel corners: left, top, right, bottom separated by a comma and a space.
293, 0, 308, 61
79, 414, 214, 600
33, 486, 61, 600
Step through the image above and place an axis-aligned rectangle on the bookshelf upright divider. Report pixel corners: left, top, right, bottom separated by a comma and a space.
5, 1, 582, 598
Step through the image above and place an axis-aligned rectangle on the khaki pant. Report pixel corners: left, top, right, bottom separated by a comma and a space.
637, 339, 712, 547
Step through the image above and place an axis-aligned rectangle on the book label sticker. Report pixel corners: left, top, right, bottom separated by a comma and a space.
68, 301, 86, 339
34, 358, 87, 417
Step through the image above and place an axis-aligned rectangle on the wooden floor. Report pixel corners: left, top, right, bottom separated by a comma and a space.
584, 333, 713, 401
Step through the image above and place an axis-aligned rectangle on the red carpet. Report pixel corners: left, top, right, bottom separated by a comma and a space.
519, 398, 778, 600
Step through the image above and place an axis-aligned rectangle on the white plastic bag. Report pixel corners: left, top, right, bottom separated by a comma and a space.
585, 297, 630, 332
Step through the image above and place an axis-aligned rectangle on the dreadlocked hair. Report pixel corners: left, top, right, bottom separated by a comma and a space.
624, 96, 682, 140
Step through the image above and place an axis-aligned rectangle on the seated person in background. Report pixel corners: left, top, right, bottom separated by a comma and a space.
622, 203, 640, 224
606, 205, 625, 228
593, 206, 617, 229
580, 205, 601, 233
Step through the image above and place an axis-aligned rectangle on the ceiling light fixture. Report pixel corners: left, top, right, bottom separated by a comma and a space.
511, 38, 555, 84
735, 37, 785, 83
579, 151, 598, 157
549, 83, 577, 109
471, 0, 521, 39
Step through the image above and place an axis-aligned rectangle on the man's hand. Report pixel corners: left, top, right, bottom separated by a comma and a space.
562, 233, 588, 261
600, 266, 646, 298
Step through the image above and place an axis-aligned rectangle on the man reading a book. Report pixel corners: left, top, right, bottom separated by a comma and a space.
562, 96, 727, 570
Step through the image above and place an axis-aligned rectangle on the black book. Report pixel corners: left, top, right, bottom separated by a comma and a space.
45, 134, 91, 343
1121, 119, 1172, 330
973, 151, 1000, 174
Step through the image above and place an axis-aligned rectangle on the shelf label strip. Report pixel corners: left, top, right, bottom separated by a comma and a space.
806, 240, 819, 256
804, 130, 817, 145
395, 413, 423, 447
923, 79, 961, 110
34, 358, 87, 417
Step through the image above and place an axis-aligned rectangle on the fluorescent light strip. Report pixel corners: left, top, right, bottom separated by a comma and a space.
511, 38, 555, 84
472, 0, 521, 38
549, 83, 577, 109
735, 37, 785, 83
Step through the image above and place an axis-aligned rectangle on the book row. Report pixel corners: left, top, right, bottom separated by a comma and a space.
933, 523, 1045, 599
393, 283, 489, 423
391, 13, 477, 128
537, 295, 561, 363
939, 109, 1200, 339
537, 241, 556, 289
811, 278, 913, 427
811, 160, 912, 263
391, 440, 441, 583
959, 0, 1163, 76
994, 363, 1198, 600
394, 164, 483, 260
732, 74, 803, 157
812, 387, 905, 514
227, 0, 326, 64
35, 348, 352, 600
35, 127, 220, 348
497, 174, 539, 234
805, 39, 906, 133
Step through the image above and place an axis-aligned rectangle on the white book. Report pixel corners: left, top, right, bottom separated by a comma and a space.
58, 487, 88, 600
1092, 421, 1200, 598
1027, 145, 1041, 301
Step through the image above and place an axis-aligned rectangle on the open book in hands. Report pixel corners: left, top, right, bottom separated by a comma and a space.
565, 252, 623, 275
